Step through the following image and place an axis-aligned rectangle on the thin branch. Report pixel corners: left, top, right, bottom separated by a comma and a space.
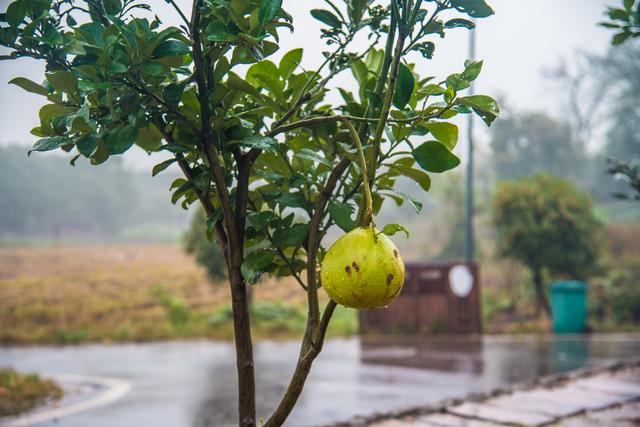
167, 0, 191, 30
153, 116, 229, 253
340, 118, 373, 226
271, 31, 355, 130
268, 113, 429, 137
311, 300, 337, 353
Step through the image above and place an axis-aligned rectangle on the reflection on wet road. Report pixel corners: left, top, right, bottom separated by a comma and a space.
1, 334, 639, 427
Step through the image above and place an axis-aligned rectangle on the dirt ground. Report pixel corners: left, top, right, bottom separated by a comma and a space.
0, 244, 343, 343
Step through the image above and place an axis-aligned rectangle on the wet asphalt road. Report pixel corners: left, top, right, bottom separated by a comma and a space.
1, 334, 640, 427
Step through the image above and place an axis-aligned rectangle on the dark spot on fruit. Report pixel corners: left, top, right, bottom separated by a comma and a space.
352, 261, 360, 272
345, 265, 351, 275
393, 249, 398, 258
386, 273, 394, 285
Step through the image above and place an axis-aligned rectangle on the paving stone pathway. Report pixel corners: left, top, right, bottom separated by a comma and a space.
367, 363, 640, 427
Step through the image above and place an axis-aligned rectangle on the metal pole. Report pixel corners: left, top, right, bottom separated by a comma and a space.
465, 24, 476, 263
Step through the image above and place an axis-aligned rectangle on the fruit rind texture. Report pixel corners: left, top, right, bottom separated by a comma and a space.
320, 227, 405, 309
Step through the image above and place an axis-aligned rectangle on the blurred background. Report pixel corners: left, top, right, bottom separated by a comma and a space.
0, 0, 639, 426
1, 0, 637, 340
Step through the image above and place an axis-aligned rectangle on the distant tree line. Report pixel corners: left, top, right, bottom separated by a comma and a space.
0, 145, 188, 239
489, 41, 640, 213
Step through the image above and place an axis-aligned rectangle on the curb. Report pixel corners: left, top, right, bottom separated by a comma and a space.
322, 356, 640, 427
0, 374, 131, 427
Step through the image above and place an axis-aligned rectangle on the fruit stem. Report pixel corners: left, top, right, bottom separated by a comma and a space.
340, 118, 373, 227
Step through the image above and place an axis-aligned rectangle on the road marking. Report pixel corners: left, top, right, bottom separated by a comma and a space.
1, 374, 131, 427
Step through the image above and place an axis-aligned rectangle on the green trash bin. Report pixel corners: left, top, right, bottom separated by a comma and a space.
550, 281, 588, 333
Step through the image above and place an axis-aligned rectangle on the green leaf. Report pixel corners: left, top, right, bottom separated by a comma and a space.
76, 134, 99, 157
277, 192, 310, 209
193, 173, 210, 191
171, 180, 194, 204
412, 140, 461, 173
273, 223, 309, 248
103, 0, 122, 15
310, 9, 342, 28
227, 73, 263, 99
136, 126, 163, 152
206, 21, 238, 42
450, 0, 494, 18
350, 59, 369, 87
393, 63, 415, 109
294, 148, 332, 167
456, 95, 500, 126
9, 77, 49, 96
6, 0, 26, 27
607, 7, 629, 20
623, 0, 634, 11
382, 188, 423, 213
104, 125, 139, 155
388, 164, 431, 192
247, 211, 276, 230
46, 71, 78, 96
419, 84, 446, 96
139, 61, 164, 76
462, 59, 483, 82
415, 41, 436, 59
152, 158, 177, 176
90, 139, 109, 165
348, 0, 367, 25
328, 200, 356, 232
152, 40, 190, 57
444, 18, 476, 29
279, 48, 302, 79
446, 73, 470, 91
241, 135, 278, 151
382, 223, 409, 238
241, 250, 275, 284
423, 122, 458, 150
612, 31, 632, 45
170, 178, 187, 190
42, 22, 62, 45
259, 0, 282, 29
28, 136, 72, 155
206, 210, 224, 242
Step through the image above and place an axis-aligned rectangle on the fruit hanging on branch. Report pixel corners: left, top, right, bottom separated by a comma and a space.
321, 119, 405, 309
321, 226, 405, 309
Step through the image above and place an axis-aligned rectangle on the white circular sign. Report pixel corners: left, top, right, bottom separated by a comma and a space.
449, 265, 474, 298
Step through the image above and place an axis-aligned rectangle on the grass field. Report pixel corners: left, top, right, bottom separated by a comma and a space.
0, 244, 357, 344
2, 225, 638, 345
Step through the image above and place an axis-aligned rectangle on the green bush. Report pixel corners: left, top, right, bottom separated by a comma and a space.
183, 209, 226, 283
152, 285, 192, 328
591, 258, 640, 326
493, 174, 602, 315
0, 368, 63, 416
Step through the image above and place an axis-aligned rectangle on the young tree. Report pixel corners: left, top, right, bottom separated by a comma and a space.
0, 0, 498, 425
492, 175, 601, 317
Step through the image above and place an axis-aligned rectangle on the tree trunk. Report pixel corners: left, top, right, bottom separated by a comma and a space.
228, 265, 256, 427
263, 301, 337, 427
533, 268, 551, 317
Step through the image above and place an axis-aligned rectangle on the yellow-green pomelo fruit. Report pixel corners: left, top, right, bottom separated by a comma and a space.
320, 227, 405, 309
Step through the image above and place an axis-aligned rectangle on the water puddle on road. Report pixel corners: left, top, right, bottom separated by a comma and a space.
1, 334, 639, 427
